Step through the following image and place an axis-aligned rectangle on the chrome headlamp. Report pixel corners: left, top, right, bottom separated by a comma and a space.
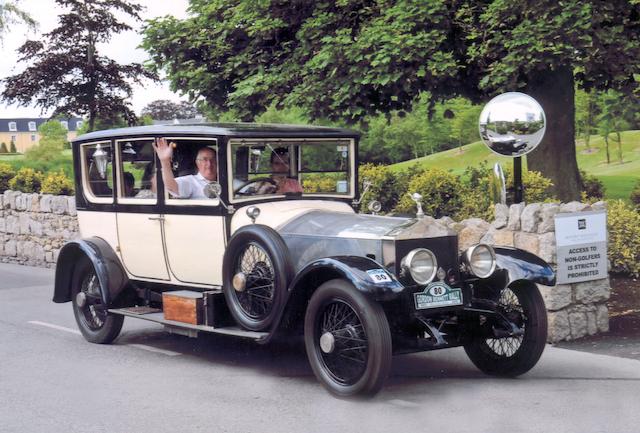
401, 248, 437, 285
464, 244, 496, 278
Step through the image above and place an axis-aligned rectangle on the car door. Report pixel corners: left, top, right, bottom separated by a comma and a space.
114, 137, 170, 281
160, 137, 226, 286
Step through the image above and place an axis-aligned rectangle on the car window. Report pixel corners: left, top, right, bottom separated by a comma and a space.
161, 137, 220, 206
81, 141, 114, 203
230, 139, 352, 199
116, 139, 157, 203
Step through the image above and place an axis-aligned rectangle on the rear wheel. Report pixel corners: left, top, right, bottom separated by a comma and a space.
71, 258, 124, 344
464, 284, 547, 376
304, 279, 392, 397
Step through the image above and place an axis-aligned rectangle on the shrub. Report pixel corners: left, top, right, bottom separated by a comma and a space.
607, 200, 640, 278
8, 167, 44, 193
41, 170, 74, 195
0, 142, 7, 153
580, 170, 605, 201
302, 174, 339, 193
394, 168, 465, 218
9, 142, 16, 153
0, 162, 16, 192
630, 180, 640, 209
358, 163, 401, 213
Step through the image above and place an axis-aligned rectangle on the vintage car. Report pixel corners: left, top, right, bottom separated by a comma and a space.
54, 121, 555, 397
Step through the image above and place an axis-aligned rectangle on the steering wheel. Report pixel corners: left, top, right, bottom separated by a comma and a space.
235, 177, 277, 195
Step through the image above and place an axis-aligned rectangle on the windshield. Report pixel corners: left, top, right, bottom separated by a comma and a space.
229, 139, 353, 200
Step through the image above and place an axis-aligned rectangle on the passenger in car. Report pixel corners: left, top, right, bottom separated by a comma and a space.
260, 147, 303, 194
153, 138, 217, 199
134, 163, 157, 199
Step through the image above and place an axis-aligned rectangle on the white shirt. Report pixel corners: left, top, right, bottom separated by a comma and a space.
174, 173, 214, 199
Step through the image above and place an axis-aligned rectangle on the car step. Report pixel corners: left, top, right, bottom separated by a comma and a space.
108, 308, 269, 342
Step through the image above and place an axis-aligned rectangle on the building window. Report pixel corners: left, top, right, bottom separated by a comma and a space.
31, 134, 37, 142
28, 121, 36, 131
10, 135, 16, 143
8, 122, 17, 131
60, 120, 68, 130
76, 120, 83, 130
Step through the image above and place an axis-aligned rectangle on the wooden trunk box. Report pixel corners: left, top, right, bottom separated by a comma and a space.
162, 290, 203, 325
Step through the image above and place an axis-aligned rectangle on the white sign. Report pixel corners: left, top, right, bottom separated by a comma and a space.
555, 210, 607, 284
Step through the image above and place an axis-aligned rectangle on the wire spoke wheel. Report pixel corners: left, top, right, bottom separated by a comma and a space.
305, 279, 391, 397
464, 283, 547, 377
71, 257, 124, 344
77, 272, 107, 331
316, 299, 369, 386
485, 288, 525, 357
222, 225, 292, 331
235, 242, 275, 320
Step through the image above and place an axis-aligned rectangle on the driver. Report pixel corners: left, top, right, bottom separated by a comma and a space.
257, 147, 303, 194
153, 138, 217, 199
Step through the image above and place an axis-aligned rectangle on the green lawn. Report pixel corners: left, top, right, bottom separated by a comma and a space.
390, 130, 640, 201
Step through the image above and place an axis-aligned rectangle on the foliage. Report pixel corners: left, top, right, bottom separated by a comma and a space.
0, 1, 37, 38
38, 120, 68, 148
607, 200, 640, 278
394, 168, 465, 218
0, 162, 15, 192
40, 170, 74, 195
9, 141, 16, 153
575, 89, 599, 150
358, 163, 402, 213
8, 167, 43, 193
598, 90, 630, 164
0, 142, 7, 153
142, 0, 640, 202
580, 170, 605, 201
1, 0, 156, 131
141, 99, 201, 120
630, 180, 640, 208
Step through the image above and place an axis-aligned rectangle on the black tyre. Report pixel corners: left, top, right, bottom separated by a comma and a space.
304, 279, 392, 397
464, 284, 547, 377
71, 258, 124, 344
222, 225, 292, 331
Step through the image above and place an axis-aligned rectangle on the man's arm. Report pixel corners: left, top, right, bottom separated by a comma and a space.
152, 138, 180, 196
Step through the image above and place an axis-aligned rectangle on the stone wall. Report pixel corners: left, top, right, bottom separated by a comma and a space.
0, 190, 609, 342
451, 201, 610, 343
0, 191, 78, 267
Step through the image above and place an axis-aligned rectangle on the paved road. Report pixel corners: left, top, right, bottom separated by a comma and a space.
1, 263, 639, 433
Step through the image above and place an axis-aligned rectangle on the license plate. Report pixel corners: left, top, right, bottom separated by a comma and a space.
414, 282, 463, 310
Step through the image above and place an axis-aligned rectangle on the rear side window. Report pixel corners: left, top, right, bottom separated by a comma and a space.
116, 138, 157, 203
81, 141, 113, 203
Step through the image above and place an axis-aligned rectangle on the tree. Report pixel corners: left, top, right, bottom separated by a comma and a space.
598, 90, 630, 164
9, 141, 16, 153
575, 89, 599, 152
1, 0, 156, 132
143, 1, 640, 201
24, 120, 69, 163
0, 1, 37, 37
141, 99, 201, 120
0, 142, 7, 153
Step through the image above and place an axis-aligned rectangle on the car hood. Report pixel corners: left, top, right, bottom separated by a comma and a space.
279, 210, 455, 240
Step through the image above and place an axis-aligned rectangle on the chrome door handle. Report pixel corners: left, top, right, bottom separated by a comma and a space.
148, 216, 165, 221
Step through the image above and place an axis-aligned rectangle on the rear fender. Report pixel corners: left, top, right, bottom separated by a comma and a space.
53, 237, 128, 305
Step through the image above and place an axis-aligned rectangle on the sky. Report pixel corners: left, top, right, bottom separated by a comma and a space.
0, 0, 190, 118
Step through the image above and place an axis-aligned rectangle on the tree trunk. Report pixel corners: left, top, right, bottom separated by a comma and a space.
616, 130, 623, 163
604, 134, 610, 164
525, 66, 581, 202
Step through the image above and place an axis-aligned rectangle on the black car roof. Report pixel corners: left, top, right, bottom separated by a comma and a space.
73, 123, 360, 143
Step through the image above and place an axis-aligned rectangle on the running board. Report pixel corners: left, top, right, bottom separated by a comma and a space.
108, 309, 269, 342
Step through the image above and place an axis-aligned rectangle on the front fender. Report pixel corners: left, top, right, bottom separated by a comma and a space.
53, 237, 128, 305
289, 256, 404, 302
491, 247, 556, 287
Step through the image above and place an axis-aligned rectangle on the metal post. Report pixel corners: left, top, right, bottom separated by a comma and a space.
513, 156, 523, 203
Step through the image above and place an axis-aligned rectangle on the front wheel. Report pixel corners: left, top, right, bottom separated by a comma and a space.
304, 279, 392, 397
464, 283, 547, 377
71, 258, 124, 344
